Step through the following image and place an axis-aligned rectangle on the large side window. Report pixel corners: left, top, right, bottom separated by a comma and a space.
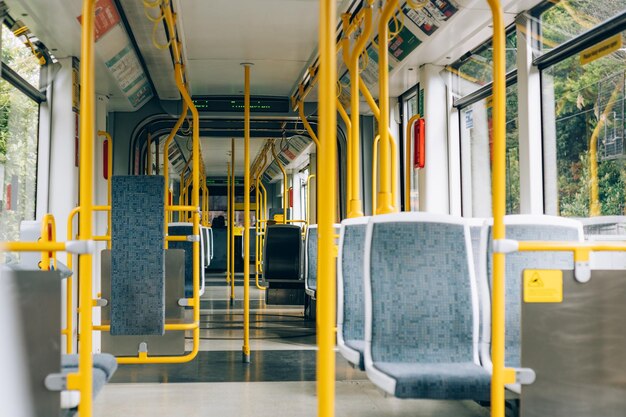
0, 24, 41, 254
542, 29, 626, 216
448, 29, 520, 217
459, 85, 520, 217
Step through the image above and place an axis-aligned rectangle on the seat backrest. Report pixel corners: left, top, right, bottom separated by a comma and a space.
242, 227, 256, 262
304, 225, 318, 293
168, 222, 204, 297
365, 213, 479, 365
479, 215, 583, 369
111, 175, 165, 336
337, 218, 369, 345
0, 268, 62, 417
580, 216, 626, 237
263, 224, 302, 281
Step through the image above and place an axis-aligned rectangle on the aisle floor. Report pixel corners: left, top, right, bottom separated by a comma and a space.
93, 278, 492, 417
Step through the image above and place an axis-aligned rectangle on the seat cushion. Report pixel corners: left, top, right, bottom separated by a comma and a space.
61, 353, 118, 380
345, 339, 365, 370
61, 367, 107, 397
375, 362, 491, 400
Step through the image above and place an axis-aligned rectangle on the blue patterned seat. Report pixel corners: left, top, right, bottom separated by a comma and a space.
478, 215, 583, 392
169, 222, 205, 298
111, 176, 165, 336
305, 224, 340, 299
337, 217, 369, 370
364, 213, 490, 400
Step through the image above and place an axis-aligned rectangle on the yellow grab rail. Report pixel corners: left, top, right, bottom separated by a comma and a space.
40, 214, 58, 271
404, 114, 421, 212
317, 0, 337, 416
376, 0, 399, 215
344, 1, 373, 218
69, 0, 96, 413
306, 174, 316, 227
227, 162, 232, 285
97, 131, 113, 248
230, 139, 236, 301
163, 100, 189, 248
271, 141, 288, 224
242, 63, 252, 363
487, 0, 508, 416
255, 173, 267, 290
372, 134, 380, 213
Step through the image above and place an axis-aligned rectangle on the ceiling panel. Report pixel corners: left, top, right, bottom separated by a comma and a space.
201, 137, 267, 177
178, 0, 320, 96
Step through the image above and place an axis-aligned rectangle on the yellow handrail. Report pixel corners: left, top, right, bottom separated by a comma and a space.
255, 173, 267, 290
317, 0, 337, 416
487, 0, 508, 416
163, 101, 189, 247
97, 131, 113, 248
230, 139, 236, 302
372, 134, 380, 213
376, 0, 399, 215
67, 1, 96, 414
227, 162, 232, 285
40, 213, 58, 271
344, 1, 373, 219
297, 99, 320, 148
271, 141, 288, 224
404, 114, 421, 212
306, 174, 316, 227
242, 63, 252, 363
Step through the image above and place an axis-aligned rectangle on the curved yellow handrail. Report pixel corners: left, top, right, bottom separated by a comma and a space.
271, 141, 288, 224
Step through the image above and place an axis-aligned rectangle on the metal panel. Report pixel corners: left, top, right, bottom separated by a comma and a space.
1, 270, 61, 417
521, 270, 626, 417
101, 250, 186, 356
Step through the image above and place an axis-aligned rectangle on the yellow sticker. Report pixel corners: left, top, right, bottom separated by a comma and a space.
523, 270, 563, 303
580, 34, 623, 65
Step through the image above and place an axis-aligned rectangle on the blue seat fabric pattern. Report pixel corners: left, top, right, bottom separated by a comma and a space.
61, 353, 118, 380
111, 176, 165, 335
306, 228, 318, 292
376, 362, 490, 400
486, 224, 578, 368
368, 221, 489, 400
168, 224, 195, 298
340, 224, 367, 369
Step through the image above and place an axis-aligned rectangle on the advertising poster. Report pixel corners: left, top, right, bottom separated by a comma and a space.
403, 4, 439, 36
425, 0, 458, 22
388, 21, 422, 62
78, 0, 153, 109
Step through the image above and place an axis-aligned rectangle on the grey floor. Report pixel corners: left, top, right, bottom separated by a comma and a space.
93, 276, 492, 417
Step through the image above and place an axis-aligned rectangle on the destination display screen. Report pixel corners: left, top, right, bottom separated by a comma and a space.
192, 96, 290, 113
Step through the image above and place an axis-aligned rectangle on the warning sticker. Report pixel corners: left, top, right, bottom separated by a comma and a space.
523, 270, 563, 303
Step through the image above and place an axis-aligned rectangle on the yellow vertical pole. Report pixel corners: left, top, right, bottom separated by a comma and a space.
163, 102, 189, 248
97, 131, 113, 248
73, 0, 95, 415
242, 63, 252, 363
230, 139, 236, 303
377, 0, 398, 214
346, 3, 372, 218
227, 162, 231, 285
404, 115, 420, 212
487, 1, 507, 417
271, 142, 288, 223
317, 0, 337, 416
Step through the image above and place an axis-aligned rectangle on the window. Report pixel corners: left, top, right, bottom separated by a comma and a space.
0, 24, 41, 260
535, 0, 626, 53
447, 30, 517, 98
542, 30, 626, 217
402, 90, 420, 211
460, 84, 520, 217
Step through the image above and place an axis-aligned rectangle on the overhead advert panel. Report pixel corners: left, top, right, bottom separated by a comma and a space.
192, 96, 290, 113
78, 0, 153, 109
